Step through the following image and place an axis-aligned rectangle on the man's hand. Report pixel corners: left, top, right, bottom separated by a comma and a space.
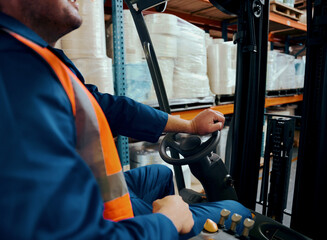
164, 109, 225, 136
152, 195, 194, 234
190, 109, 225, 135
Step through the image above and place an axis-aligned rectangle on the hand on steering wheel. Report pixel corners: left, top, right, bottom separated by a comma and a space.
159, 131, 221, 166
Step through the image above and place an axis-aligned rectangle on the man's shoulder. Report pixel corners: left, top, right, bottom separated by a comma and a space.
0, 30, 27, 52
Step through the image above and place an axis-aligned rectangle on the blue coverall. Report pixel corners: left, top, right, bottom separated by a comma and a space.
0, 11, 251, 239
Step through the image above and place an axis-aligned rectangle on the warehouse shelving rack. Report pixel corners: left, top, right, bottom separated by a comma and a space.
105, 0, 307, 121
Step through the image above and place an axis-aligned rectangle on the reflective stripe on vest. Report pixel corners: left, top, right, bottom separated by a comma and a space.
8, 31, 134, 221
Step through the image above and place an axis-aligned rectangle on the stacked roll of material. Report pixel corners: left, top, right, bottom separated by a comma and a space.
146, 58, 175, 103
123, 10, 145, 63
60, 0, 114, 94
205, 33, 214, 48
125, 62, 152, 102
173, 18, 210, 99
276, 53, 295, 90
266, 51, 296, 91
61, 0, 106, 59
207, 41, 237, 95
294, 57, 305, 89
54, 39, 62, 49
144, 13, 179, 102
73, 58, 114, 94
107, 10, 147, 101
107, 10, 144, 63
145, 13, 179, 35
145, 14, 179, 59
266, 51, 279, 91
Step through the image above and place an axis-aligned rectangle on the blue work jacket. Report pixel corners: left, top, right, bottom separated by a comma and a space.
0, 12, 177, 240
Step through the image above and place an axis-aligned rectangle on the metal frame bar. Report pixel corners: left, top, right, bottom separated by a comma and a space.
229, 0, 269, 210
124, 0, 186, 191
112, 0, 130, 166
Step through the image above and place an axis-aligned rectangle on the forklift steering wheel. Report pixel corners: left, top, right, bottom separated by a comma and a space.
159, 131, 220, 165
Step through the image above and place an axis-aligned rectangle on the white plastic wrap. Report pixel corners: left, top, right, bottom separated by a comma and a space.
173, 73, 210, 98
144, 13, 179, 36
173, 18, 210, 99
213, 38, 225, 44
266, 51, 298, 91
61, 0, 106, 59
107, 10, 144, 63
125, 62, 152, 102
147, 59, 175, 102
294, 57, 305, 89
205, 33, 214, 48
266, 51, 279, 91
149, 33, 178, 58
72, 58, 114, 94
125, 59, 174, 103
283, 0, 294, 8
54, 39, 62, 49
207, 41, 237, 95
277, 53, 295, 90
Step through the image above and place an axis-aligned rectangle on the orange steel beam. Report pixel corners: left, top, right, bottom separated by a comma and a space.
171, 95, 303, 120
269, 12, 307, 32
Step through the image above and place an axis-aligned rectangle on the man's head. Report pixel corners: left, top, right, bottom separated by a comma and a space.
0, 0, 82, 46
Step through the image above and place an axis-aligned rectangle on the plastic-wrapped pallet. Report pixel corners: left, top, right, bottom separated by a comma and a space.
145, 13, 179, 59
173, 18, 210, 99
276, 53, 295, 90
294, 56, 305, 89
266, 51, 297, 91
283, 0, 294, 8
54, 39, 62, 49
144, 14, 178, 102
266, 51, 279, 91
73, 58, 114, 94
125, 61, 152, 102
107, 11, 149, 102
207, 41, 237, 95
205, 33, 214, 48
61, 0, 106, 59
60, 0, 114, 94
107, 10, 144, 63
145, 58, 175, 103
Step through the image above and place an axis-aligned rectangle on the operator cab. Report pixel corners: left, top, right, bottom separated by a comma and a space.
122, 0, 313, 239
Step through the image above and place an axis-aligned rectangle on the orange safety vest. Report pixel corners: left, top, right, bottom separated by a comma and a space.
7, 30, 134, 221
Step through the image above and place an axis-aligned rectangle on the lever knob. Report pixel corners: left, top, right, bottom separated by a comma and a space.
218, 209, 231, 229
229, 213, 242, 233
224, 174, 234, 187
242, 218, 255, 238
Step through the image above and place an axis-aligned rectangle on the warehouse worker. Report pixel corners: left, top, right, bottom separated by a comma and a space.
0, 0, 251, 239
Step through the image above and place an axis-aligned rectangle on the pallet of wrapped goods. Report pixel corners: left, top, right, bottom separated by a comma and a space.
60, 0, 114, 95
207, 41, 237, 96
173, 17, 210, 99
270, 0, 303, 21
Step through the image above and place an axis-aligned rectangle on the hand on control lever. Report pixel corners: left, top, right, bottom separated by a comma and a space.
152, 195, 194, 234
